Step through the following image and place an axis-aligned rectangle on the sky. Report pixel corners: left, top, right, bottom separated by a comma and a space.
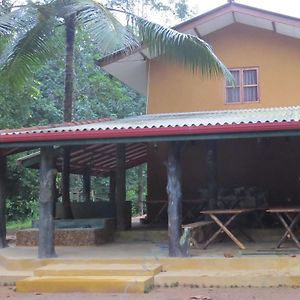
190, 0, 300, 18
149, 0, 300, 25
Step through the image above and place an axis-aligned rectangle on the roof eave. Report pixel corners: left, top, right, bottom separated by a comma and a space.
2, 121, 300, 149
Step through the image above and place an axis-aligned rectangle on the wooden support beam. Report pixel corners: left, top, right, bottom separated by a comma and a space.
193, 27, 202, 38
109, 171, 116, 204
115, 144, 126, 230
0, 156, 7, 248
62, 146, 73, 218
137, 165, 144, 215
207, 141, 218, 210
82, 171, 91, 202
167, 142, 185, 257
38, 147, 57, 258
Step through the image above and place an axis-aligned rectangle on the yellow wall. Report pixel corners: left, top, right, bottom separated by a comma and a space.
147, 23, 300, 113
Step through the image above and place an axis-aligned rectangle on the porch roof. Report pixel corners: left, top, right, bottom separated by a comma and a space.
2, 107, 300, 149
17, 143, 148, 176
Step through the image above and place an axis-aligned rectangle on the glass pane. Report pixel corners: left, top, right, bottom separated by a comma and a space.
243, 69, 257, 85
226, 70, 239, 86
244, 87, 258, 101
226, 87, 240, 103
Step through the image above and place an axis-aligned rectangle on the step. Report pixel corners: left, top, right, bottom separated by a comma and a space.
160, 256, 300, 271
115, 229, 168, 243
34, 263, 162, 277
0, 265, 32, 283
17, 275, 154, 293
155, 269, 300, 287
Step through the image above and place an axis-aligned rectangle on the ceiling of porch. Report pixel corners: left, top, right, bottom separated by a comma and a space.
17, 142, 148, 177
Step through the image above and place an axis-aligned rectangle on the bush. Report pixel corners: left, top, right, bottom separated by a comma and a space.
6, 155, 39, 222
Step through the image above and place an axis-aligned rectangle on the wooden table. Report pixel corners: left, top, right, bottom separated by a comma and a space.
266, 207, 300, 249
200, 209, 254, 250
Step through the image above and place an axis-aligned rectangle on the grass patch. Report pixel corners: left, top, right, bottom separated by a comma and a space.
7, 219, 33, 231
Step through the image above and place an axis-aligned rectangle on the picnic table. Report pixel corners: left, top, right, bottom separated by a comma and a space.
200, 208, 254, 250
266, 207, 300, 249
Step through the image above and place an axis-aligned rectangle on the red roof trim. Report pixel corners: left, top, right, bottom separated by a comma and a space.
1, 121, 300, 144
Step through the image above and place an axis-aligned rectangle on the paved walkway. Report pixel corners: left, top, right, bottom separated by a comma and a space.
1, 286, 300, 300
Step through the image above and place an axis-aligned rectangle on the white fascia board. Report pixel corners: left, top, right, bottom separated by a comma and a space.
103, 53, 148, 96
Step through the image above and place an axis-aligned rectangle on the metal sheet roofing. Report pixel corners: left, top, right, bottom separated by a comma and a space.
2, 106, 300, 136
13, 106, 300, 175
2, 106, 300, 149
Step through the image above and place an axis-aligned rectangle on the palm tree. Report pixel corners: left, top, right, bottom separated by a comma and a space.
0, 0, 232, 218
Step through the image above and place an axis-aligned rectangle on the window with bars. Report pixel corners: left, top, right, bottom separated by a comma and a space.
225, 68, 259, 103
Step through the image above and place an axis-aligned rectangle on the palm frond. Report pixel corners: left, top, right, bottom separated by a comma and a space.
0, 8, 58, 87
75, 0, 139, 54
0, 16, 12, 35
0, 6, 30, 36
129, 15, 233, 80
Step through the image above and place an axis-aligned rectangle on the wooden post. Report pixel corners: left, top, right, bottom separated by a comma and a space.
167, 142, 184, 257
115, 144, 126, 230
137, 165, 144, 215
109, 171, 116, 202
109, 172, 116, 220
82, 171, 91, 202
62, 147, 73, 218
0, 156, 7, 248
38, 147, 56, 258
52, 172, 58, 218
207, 140, 217, 210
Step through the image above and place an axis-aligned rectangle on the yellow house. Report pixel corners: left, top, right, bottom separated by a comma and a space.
4, 6, 300, 291
98, 2, 300, 223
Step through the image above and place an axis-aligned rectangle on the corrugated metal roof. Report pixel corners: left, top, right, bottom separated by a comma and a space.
2, 106, 300, 136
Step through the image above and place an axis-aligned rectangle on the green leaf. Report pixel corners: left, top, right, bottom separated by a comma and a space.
0, 7, 58, 87
131, 15, 233, 80
76, 0, 138, 54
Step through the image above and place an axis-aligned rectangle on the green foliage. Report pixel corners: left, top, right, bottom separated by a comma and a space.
133, 16, 232, 79
7, 219, 33, 231
107, 0, 192, 21
0, 0, 231, 88
0, 26, 146, 221
126, 165, 147, 216
6, 156, 39, 222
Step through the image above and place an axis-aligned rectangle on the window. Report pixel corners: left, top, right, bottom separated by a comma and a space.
226, 68, 259, 103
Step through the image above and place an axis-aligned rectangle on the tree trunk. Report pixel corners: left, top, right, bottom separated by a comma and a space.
207, 140, 217, 210
82, 171, 91, 202
115, 144, 126, 230
167, 142, 184, 257
64, 13, 75, 122
61, 14, 76, 219
38, 147, 56, 259
0, 156, 7, 248
62, 147, 73, 219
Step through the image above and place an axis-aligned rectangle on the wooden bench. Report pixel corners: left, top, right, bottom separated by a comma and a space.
181, 221, 213, 249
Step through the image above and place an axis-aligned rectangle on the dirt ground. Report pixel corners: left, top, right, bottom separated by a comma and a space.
1, 286, 300, 300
